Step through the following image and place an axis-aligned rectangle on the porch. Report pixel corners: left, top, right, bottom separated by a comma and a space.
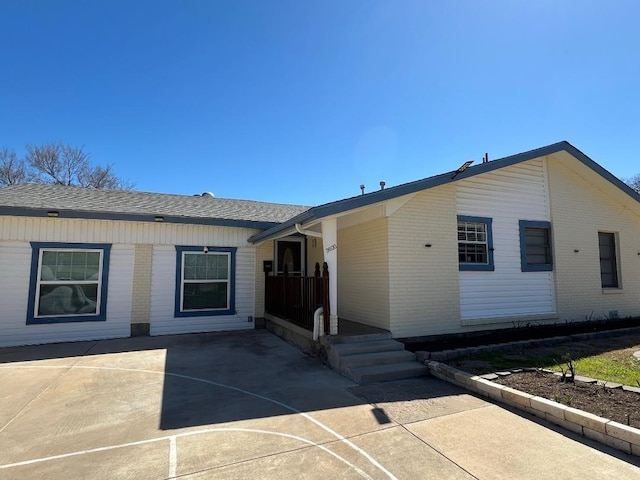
264, 262, 389, 339
263, 266, 426, 383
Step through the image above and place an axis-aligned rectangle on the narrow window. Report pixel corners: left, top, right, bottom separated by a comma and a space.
175, 246, 236, 317
457, 216, 494, 271
27, 243, 111, 324
519, 221, 553, 272
598, 232, 619, 288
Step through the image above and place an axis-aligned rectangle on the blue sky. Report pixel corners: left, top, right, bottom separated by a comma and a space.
1, 1, 639, 206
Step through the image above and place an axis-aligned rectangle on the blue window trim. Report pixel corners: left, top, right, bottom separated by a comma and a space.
519, 220, 553, 272
174, 246, 236, 318
457, 215, 495, 271
27, 242, 111, 325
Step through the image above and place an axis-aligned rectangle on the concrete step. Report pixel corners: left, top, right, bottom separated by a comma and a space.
330, 339, 405, 356
324, 332, 393, 344
341, 349, 417, 370
352, 361, 428, 384
327, 336, 428, 384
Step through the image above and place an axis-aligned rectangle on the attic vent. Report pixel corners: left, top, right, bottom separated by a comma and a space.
201, 192, 214, 197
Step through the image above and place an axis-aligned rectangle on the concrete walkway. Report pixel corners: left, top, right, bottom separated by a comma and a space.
0, 330, 638, 479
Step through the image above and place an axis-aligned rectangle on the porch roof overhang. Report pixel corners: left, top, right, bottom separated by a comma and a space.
249, 140, 640, 245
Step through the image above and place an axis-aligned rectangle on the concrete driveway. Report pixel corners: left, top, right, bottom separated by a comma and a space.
0, 330, 638, 479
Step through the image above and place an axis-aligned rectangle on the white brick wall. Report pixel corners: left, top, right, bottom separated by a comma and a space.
387, 186, 461, 337
254, 241, 272, 318
131, 244, 153, 325
337, 217, 391, 330
547, 155, 640, 321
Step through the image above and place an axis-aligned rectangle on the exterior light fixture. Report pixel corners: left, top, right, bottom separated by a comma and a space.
154, 215, 164, 222
47, 211, 59, 217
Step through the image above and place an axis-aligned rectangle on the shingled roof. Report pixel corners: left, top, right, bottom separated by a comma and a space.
0, 184, 309, 229
249, 141, 640, 243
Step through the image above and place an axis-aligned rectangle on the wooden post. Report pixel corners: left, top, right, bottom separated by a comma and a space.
282, 263, 288, 318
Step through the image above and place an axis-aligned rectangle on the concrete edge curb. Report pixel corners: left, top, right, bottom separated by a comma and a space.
417, 325, 640, 362
425, 361, 640, 457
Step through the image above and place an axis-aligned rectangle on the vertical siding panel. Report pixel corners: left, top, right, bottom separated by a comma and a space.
457, 158, 556, 322
0, 241, 132, 347
150, 246, 253, 335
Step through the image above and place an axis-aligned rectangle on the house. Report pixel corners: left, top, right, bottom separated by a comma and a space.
0, 187, 308, 347
1, 141, 640, 348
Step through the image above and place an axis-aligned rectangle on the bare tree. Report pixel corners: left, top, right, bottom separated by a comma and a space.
1, 142, 134, 190
26, 142, 91, 186
0, 148, 27, 186
78, 163, 134, 190
626, 174, 640, 193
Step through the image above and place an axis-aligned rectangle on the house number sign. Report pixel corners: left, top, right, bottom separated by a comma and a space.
325, 244, 337, 253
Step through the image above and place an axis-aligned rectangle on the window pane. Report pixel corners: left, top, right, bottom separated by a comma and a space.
206, 254, 228, 280
184, 253, 230, 280
38, 284, 98, 316
183, 265, 196, 280
184, 254, 196, 267
525, 228, 550, 265
458, 221, 489, 264
598, 232, 618, 287
183, 282, 228, 310
458, 243, 488, 264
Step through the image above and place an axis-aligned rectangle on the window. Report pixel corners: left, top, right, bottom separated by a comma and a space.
457, 215, 494, 271
27, 243, 111, 324
175, 246, 236, 317
598, 232, 619, 288
519, 221, 553, 272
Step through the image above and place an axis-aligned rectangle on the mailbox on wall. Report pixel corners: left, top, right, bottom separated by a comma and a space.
263, 260, 273, 274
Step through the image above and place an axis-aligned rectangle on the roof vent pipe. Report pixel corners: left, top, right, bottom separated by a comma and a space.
360, 184, 365, 195
380, 181, 385, 190
483, 153, 489, 163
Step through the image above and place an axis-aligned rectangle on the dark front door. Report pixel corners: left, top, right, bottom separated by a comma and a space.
276, 240, 303, 276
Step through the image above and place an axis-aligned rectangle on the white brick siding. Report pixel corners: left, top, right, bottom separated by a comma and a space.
337, 217, 391, 330
548, 154, 640, 321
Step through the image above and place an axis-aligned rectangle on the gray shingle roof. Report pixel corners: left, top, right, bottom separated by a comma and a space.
0, 184, 310, 228
249, 141, 640, 243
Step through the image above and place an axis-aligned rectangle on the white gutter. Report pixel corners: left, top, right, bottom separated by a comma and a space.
295, 223, 323, 238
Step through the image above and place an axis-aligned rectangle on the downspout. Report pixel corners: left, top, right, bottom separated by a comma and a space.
313, 307, 324, 341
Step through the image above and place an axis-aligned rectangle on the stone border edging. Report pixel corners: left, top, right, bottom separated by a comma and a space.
416, 325, 640, 363
426, 360, 640, 457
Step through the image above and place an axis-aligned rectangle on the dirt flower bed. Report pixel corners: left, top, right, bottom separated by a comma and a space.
494, 371, 640, 429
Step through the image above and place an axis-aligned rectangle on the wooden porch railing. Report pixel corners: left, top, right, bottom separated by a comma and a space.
265, 262, 330, 333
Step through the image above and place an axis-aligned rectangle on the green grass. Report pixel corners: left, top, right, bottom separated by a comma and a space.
449, 348, 640, 387
567, 356, 640, 386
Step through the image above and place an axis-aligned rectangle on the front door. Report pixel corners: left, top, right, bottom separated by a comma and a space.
276, 239, 304, 276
